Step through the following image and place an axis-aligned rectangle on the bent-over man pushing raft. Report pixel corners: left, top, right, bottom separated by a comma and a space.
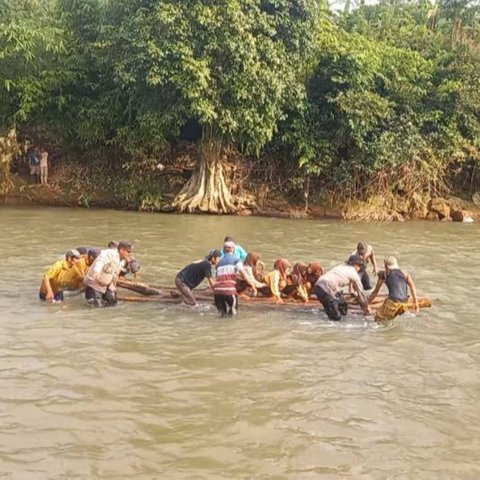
368, 255, 419, 321
84, 241, 133, 307
39, 249, 83, 302
175, 250, 221, 306
314, 255, 371, 321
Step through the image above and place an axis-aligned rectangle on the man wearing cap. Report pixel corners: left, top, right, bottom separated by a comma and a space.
84, 241, 133, 307
314, 255, 371, 321
39, 249, 82, 302
175, 250, 222, 306
368, 255, 420, 322
108, 240, 141, 278
66, 247, 102, 291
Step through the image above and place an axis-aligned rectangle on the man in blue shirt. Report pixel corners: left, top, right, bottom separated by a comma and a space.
220, 235, 248, 262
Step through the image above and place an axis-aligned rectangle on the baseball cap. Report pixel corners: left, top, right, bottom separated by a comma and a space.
118, 240, 133, 252
66, 249, 81, 259
347, 254, 364, 266
207, 249, 222, 260
87, 247, 101, 260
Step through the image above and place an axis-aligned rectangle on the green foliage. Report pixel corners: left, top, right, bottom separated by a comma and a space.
0, 0, 66, 125
283, 0, 480, 200
2, 0, 480, 206
104, 0, 320, 155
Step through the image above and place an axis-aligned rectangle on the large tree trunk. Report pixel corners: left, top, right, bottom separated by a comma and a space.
172, 141, 239, 214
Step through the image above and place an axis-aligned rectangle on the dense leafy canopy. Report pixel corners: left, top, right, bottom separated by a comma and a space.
1, 0, 480, 203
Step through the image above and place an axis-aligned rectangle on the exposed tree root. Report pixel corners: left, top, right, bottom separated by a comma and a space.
172, 142, 253, 214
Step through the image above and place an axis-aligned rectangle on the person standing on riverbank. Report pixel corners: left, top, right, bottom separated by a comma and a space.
84, 241, 133, 307
175, 250, 222, 306
39, 147, 48, 185
28, 147, 40, 184
39, 249, 82, 302
368, 255, 420, 321
314, 255, 371, 321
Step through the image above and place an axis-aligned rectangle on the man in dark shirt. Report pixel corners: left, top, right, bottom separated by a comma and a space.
28, 147, 40, 183
175, 250, 221, 306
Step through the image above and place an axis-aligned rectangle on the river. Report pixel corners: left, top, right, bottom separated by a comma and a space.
0, 206, 479, 479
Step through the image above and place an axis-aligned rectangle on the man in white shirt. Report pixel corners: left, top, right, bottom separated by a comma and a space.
315, 255, 371, 321
84, 241, 133, 307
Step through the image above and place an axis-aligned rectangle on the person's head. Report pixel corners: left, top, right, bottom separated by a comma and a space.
76, 247, 88, 256
384, 255, 400, 271
224, 235, 235, 244
108, 240, 119, 249
307, 262, 323, 278
274, 258, 292, 281
291, 262, 308, 285
347, 254, 364, 272
65, 249, 81, 266
87, 247, 101, 265
357, 242, 368, 257
223, 241, 235, 254
118, 240, 133, 261
206, 249, 222, 265
246, 252, 260, 267
128, 259, 141, 275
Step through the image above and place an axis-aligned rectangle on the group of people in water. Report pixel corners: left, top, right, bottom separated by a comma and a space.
39, 235, 420, 322
39, 241, 138, 308
173, 236, 419, 322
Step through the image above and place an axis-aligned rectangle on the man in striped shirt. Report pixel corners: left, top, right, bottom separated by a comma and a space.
213, 241, 247, 316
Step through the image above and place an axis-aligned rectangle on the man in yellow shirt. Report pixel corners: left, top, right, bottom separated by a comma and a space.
39, 249, 82, 302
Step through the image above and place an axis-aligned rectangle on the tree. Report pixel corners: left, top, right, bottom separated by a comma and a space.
106, 0, 320, 213
0, 0, 66, 125
0, 0, 65, 189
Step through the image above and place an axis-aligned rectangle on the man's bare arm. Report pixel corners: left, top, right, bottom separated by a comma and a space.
42, 276, 54, 301
370, 250, 378, 275
368, 277, 384, 304
406, 273, 420, 312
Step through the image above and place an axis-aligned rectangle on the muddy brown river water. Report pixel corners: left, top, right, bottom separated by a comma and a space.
0, 207, 479, 479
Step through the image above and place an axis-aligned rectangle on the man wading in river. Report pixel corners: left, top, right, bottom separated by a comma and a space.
175, 250, 222, 306
39, 249, 82, 302
351, 241, 378, 290
214, 241, 249, 316
314, 255, 371, 321
84, 241, 133, 307
368, 255, 420, 322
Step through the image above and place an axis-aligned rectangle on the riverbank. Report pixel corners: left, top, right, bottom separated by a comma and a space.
2, 170, 478, 223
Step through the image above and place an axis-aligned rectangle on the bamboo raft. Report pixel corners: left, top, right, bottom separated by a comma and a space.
117, 279, 432, 314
